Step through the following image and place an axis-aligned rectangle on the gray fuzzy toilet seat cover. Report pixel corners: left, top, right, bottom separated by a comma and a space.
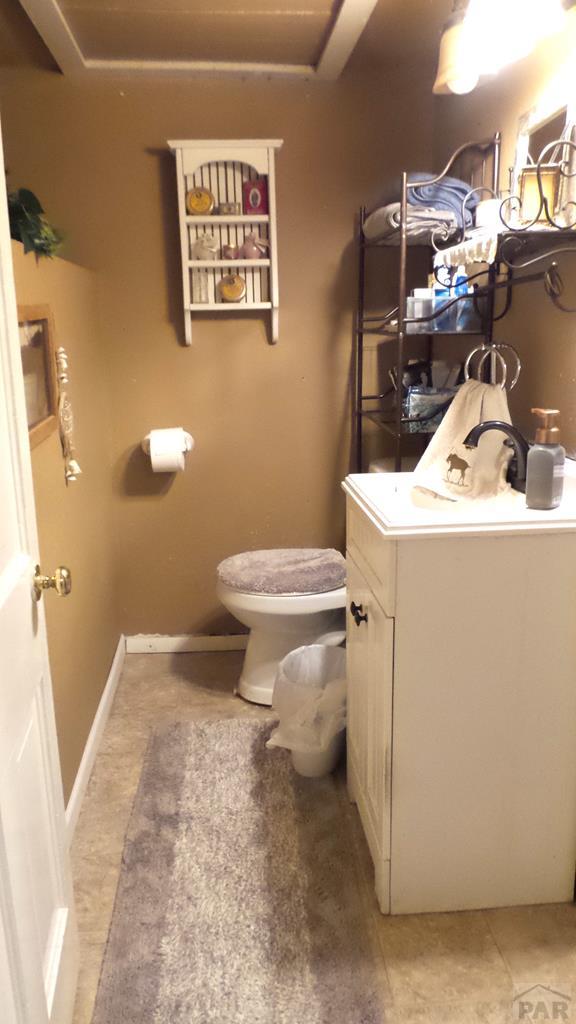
217, 548, 346, 596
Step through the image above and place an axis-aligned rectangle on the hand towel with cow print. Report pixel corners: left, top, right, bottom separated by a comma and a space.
411, 379, 513, 503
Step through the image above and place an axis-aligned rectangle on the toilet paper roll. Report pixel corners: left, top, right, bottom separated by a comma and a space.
146, 428, 194, 472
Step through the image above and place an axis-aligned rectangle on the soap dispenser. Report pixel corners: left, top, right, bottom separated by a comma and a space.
526, 408, 565, 510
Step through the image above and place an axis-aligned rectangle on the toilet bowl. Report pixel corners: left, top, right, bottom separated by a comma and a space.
216, 549, 347, 706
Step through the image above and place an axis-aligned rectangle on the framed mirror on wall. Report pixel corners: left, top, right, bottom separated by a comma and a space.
18, 305, 57, 448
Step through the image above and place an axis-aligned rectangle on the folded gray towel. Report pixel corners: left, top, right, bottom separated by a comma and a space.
368, 173, 479, 229
217, 548, 346, 595
408, 173, 479, 228
363, 202, 457, 243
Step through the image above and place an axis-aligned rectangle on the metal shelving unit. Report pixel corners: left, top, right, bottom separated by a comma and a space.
354, 130, 576, 473
354, 134, 502, 472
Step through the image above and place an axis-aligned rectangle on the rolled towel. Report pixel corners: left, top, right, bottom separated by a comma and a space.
408, 173, 480, 229
363, 202, 457, 243
368, 173, 479, 229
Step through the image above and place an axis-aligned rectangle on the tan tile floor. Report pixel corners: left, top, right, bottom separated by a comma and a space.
71, 652, 576, 1024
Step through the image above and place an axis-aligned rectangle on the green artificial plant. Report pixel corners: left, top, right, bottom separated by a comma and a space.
7, 188, 63, 258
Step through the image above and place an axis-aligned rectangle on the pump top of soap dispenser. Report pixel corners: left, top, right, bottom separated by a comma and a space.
531, 408, 561, 444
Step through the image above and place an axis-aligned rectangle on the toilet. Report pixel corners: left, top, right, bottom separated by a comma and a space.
216, 548, 346, 705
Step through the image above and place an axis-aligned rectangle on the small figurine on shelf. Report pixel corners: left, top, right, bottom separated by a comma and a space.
217, 274, 247, 302
191, 269, 210, 303
238, 232, 269, 259
221, 243, 239, 259
191, 233, 218, 260
218, 202, 242, 215
186, 187, 215, 215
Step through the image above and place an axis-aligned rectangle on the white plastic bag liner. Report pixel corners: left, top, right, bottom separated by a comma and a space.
266, 644, 346, 755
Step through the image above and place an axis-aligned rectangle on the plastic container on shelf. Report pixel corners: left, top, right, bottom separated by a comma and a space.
403, 385, 458, 433
406, 294, 481, 333
406, 294, 434, 333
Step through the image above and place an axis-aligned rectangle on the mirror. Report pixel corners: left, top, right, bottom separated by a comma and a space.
527, 107, 567, 162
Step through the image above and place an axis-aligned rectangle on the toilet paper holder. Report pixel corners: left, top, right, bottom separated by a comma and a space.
141, 429, 194, 457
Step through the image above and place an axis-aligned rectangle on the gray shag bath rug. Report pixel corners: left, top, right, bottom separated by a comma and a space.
92, 718, 383, 1024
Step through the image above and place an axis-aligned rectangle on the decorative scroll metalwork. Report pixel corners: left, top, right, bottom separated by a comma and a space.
497, 238, 576, 314
55, 346, 82, 484
500, 138, 576, 231
543, 262, 576, 313
432, 185, 498, 253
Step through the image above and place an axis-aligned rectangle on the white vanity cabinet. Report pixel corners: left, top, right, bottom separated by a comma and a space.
344, 472, 576, 915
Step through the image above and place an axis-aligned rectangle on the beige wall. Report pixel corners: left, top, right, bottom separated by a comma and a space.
1, 56, 435, 637
5, 18, 575, 799
12, 242, 119, 801
434, 25, 576, 450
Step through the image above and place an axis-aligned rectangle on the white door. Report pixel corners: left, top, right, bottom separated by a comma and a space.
0, 126, 78, 1022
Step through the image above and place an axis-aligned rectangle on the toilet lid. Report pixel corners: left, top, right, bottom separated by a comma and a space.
217, 548, 346, 596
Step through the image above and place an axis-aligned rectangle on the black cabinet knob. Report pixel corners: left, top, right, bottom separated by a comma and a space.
350, 600, 368, 626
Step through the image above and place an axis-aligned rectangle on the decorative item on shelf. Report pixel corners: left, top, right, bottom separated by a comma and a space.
191, 268, 210, 303
475, 197, 504, 231
221, 243, 239, 259
191, 232, 218, 260
519, 163, 561, 224
55, 346, 82, 485
186, 186, 215, 215
217, 201, 242, 215
238, 232, 269, 259
242, 177, 268, 215
8, 188, 63, 258
500, 137, 576, 230
55, 345, 68, 385
217, 273, 246, 302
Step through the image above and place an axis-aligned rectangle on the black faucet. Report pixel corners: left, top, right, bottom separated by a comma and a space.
463, 420, 530, 493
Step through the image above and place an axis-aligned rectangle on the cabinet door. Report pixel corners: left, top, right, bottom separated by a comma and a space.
346, 552, 394, 866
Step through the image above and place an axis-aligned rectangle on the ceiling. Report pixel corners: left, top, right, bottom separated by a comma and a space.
57, 0, 338, 65
1, 0, 450, 77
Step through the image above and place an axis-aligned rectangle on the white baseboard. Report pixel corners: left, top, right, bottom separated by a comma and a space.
125, 634, 249, 654
65, 633, 126, 844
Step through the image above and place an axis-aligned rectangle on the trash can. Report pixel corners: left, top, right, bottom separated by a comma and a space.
266, 644, 346, 778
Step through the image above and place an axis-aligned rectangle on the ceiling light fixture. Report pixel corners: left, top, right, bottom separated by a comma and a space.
433, 0, 568, 96
432, 0, 478, 96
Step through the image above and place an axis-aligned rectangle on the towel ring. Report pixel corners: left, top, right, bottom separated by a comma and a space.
464, 346, 508, 390
491, 343, 521, 390
464, 343, 521, 391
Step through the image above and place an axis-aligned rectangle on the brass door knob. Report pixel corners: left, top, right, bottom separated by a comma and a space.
33, 565, 72, 600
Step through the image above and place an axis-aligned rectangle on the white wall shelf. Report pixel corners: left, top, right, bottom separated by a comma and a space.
185, 214, 270, 225
188, 259, 271, 269
168, 139, 283, 344
188, 302, 272, 311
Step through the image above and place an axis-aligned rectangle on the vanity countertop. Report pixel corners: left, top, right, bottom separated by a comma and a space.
343, 459, 576, 538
